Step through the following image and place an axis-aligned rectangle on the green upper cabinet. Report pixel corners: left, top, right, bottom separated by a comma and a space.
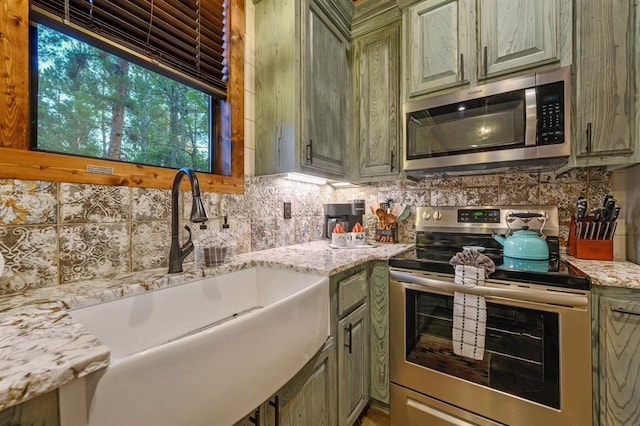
255, 0, 353, 179
478, 0, 559, 78
352, 21, 401, 181
405, 0, 473, 97
403, 0, 570, 98
565, 0, 639, 169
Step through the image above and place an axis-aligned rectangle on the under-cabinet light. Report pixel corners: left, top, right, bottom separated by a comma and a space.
330, 181, 358, 188
283, 173, 327, 185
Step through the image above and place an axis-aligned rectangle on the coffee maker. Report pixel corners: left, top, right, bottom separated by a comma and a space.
324, 200, 365, 238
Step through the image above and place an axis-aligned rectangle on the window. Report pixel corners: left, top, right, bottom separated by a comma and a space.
0, 1, 244, 192
33, 24, 214, 172
30, 0, 228, 174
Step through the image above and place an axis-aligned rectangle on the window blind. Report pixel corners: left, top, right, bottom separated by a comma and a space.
31, 0, 228, 98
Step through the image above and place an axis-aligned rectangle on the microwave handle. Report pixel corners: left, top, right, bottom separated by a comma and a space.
390, 270, 589, 307
524, 88, 537, 146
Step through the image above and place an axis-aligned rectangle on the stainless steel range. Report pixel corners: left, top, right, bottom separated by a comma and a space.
389, 206, 592, 426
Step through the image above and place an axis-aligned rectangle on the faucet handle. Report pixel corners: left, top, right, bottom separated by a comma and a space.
181, 225, 194, 254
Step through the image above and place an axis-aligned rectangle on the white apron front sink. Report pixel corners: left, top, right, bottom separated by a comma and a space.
59, 267, 330, 426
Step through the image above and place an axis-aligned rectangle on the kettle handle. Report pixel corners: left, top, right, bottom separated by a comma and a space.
506, 211, 548, 237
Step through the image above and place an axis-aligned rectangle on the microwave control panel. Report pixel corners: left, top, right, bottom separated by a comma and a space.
537, 81, 564, 145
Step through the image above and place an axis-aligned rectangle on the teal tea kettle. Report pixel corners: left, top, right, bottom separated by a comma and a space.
493, 227, 549, 260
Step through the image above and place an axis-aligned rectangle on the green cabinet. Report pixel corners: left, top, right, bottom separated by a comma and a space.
0, 390, 59, 426
334, 267, 370, 426
597, 295, 640, 425
352, 21, 401, 181
404, 0, 473, 97
255, 0, 352, 179
337, 304, 369, 426
478, 0, 559, 78
234, 340, 336, 426
403, 0, 569, 98
565, 0, 639, 169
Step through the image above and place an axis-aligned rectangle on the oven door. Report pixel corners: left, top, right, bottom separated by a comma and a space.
390, 269, 592, 426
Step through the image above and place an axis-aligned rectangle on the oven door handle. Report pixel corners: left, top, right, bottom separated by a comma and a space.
390, 271, 589, 307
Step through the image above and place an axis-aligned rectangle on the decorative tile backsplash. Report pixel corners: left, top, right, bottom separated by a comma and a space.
0, 167, 613, 294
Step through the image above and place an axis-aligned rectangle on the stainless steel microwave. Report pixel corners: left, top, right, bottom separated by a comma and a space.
403, 67, 571, 175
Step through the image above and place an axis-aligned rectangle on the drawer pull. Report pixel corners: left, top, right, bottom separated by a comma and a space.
612, 307, 640, 317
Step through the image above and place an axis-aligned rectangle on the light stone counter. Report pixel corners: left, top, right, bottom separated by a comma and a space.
566, 257, 640, 289
0, 241, 412, 411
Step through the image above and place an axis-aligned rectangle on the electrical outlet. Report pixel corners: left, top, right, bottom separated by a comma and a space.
283, 202, 292, 219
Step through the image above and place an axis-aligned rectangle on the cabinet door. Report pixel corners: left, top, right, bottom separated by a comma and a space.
406, 0, 472, 97
354, 22, 400, 180
573, 0, 634, 161
337, 303, 369, 426
599, 297, 640, 426
478, 0, 558, 78
265, 341, 336, 426
302, 1, 349, 176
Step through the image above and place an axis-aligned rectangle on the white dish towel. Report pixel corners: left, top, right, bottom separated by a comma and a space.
452, 265, 487, 360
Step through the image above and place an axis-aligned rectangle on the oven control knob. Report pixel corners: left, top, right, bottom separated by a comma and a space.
433, 211, 443, 221
421, 211, 431, 221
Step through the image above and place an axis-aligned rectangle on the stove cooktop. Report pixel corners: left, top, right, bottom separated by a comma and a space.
389, 248, 591, 291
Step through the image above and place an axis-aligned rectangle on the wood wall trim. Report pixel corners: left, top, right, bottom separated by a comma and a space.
0, 0, 245, 193
0, 0, 29, 150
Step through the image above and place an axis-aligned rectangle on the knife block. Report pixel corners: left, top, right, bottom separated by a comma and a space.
568, 217, 613, 260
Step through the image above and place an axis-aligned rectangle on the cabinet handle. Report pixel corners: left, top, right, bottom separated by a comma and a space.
269, 395, 280, 426
612, 306, 640, 317
390, 150, 395, 172
460, 53, 464, 81
249, 409, 260, 425
345, 323, 353, 354
483, 46, 488, 76
586, 122, 592, 154
306, 140, 313, 163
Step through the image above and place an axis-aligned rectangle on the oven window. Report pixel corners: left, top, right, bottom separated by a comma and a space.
406, 290, 560, 409
406, 89, 526, 159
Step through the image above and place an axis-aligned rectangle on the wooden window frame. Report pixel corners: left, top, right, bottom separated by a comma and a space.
0, 0, 244, 194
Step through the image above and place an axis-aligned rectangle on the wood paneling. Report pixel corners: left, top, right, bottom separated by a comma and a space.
0, 0, 244, 193
0, 0, 28, 149
369, 261, 389, 404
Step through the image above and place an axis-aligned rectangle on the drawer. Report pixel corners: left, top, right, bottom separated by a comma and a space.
338, 270, 367, 317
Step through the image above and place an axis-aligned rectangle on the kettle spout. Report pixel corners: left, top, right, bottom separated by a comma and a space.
493, 233, 506, 246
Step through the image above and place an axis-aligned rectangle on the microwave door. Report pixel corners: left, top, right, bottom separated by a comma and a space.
406, 89, 527, 159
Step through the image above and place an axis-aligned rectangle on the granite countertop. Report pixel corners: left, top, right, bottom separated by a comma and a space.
0, 241, 413, 411
566, 257, 640, 289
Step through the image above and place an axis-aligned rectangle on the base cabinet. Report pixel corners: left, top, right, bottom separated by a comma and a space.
0, 390, 59, 425
337, 303, 369, 426
235, 339, 336, 426
597, 296, 640, 425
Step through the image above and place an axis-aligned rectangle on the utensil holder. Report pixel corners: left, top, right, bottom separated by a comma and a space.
375, 226, 397, 243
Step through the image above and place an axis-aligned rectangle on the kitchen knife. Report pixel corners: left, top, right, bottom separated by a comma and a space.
601, 199, 617, 238
606, 206, 620, 239
575, 198, 587, 239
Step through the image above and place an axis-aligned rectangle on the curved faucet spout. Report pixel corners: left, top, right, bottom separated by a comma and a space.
168, 168, 209, 273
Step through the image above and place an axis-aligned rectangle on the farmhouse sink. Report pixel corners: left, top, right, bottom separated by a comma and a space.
59, 267, 330, 426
